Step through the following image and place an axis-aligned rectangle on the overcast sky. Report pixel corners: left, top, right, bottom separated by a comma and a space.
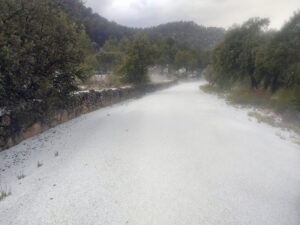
85, 0, 299, 29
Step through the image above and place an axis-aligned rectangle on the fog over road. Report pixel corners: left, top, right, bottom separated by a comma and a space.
0, 81, 300, 225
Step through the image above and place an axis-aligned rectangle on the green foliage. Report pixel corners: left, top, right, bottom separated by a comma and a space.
59, 0, 134, 48
199, 84, 223, 94
115, 34, 156, 84
0, 0, 93, 107
59, 1, 225, 49
203, 65, 235, 90
95, 37, 130, 73
153, 38, 178, 69
206, 11, 300, 113
248, 111, 277, 126
174, 50, 197, 72
254, 11, 300, 92
96, 51, 122, 73
99, 34, 207, 83
145, 21, 225, 49
208, 17, 269, 89
248, 111, 300, 136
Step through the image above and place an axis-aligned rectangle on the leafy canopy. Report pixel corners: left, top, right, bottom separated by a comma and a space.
0, 0, 93, 107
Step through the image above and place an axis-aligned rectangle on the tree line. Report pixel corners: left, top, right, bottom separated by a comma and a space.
59, 0, 225, 49
0, 0, 95, 108
143, 21, 225, 49
0, 0, 219, 109
2, 0, 299, 114
96, 35, 208, 84
205, 11, 300, 111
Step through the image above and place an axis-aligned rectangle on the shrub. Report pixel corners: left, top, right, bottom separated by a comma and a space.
17, 172, 26, 180
115, 34, 156, 84
37, 161, 43, 168
248, 111, 276, 126
0, 0, 93, 108
0, 187, 11, 201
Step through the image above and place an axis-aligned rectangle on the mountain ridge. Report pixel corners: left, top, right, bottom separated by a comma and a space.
63, 0, 225, 49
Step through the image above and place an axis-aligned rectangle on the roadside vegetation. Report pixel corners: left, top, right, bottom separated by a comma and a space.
37, 161, 43, 168
0, 0, 94, 109
0, 0, 210, 112
202, 11, 300, 135
1, 0, 299, 141
96, 35, 208, 85
17, 172, 26, 180
0, 186, 11, 201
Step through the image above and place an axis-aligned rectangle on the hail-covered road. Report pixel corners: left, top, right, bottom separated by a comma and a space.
0, 81, 299, 225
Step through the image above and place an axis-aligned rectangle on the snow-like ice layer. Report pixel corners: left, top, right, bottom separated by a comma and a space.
0, 81, 299, 225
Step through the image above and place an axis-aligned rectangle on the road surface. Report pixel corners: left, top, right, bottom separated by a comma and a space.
0, 81, 300, 225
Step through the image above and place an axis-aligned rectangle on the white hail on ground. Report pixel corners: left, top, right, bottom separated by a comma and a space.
0, 81, 299, 225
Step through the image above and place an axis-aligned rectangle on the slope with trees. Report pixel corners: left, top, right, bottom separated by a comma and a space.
144, 21, 225, 49
59, 1, 225, 50
204, 11, 300, 114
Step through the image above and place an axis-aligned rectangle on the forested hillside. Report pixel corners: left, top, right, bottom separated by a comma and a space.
60, 0, 135, 48
144, 21, 225, 49
60, 0, 225, 49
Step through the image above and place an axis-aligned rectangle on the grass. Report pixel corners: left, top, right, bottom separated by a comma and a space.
248, 111, 300, 134
200, 83, 300, 143
200, 84, 220, 93
0, 187, 11, 201
16, 172, 26, 180
294, 140, 300, 146
200, 84, 228, 100
248, 111, 300, 145
37, 161, 43, 168
227, 88, 270, 106
248, 111, 277, 127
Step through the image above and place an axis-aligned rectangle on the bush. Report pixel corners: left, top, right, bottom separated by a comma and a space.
0, 187, 11, 201
248, 111, 276, 126
17, 172, 26, 180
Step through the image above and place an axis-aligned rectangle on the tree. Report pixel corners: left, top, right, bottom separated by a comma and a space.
174, 50, 197, 72
0, 0, 93, 107
254, 11, 300, 92
154, 38, 177, 71
115, 34, 156, 84
207, 17, 269, 89
96, 37, 130, 73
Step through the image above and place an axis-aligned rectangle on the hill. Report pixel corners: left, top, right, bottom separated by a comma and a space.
143, 21, 225, 49
62, 0, 225, 49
